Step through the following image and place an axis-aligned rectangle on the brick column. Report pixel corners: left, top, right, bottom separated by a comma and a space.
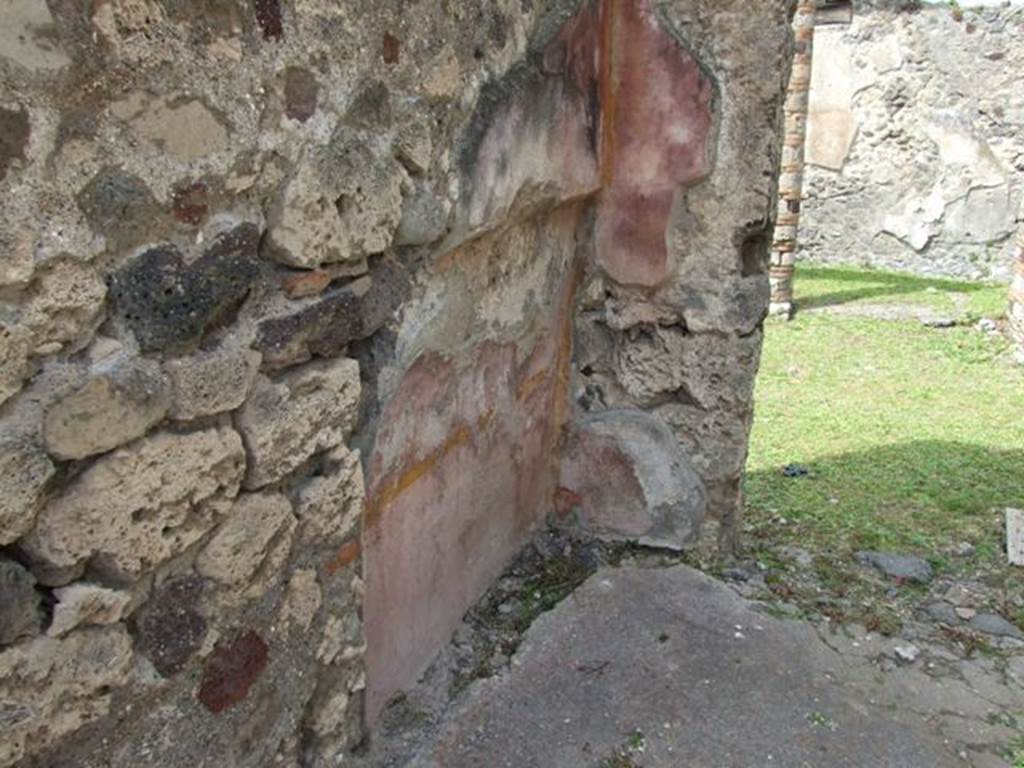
769, 0, 816, 318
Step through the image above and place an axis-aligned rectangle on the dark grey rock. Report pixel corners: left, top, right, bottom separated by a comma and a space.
108, 223, 261, 352
0, 557, 42, 645
968, 613, 1023, 639
256, 256, 409, 369
0, 105, 30, 181
922, 602, 959, 625
855, 551, 934, 584
131, 575, 208, 676
77, 166, 161, 249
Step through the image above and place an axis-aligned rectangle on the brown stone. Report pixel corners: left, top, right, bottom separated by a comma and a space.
283, 66, 319, 123
253, 0, 282, 40
198, 630, 269, 714
171, 181, 209, 226
382, 32, 401, 64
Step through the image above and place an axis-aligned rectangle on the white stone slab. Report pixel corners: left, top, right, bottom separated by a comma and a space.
1008, 508, 1024, 566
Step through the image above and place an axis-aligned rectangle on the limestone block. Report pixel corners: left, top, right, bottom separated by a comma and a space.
614, 325, 761, 409
395, 122, 433, 176
47, 584, 132, 637
395, 184, 450, 246
236, 358, 361, 489
22, 427, 246, 582
0, 558, 42, 645
0, 318, 32, 407
0, 0, 70, 72
42, 356, 171, 460
165, 345, 262, 421
195, 493, 295, 586
558, 410, 707, 550
296, 445, 365, 548
0, 627, 133, 767
278, 568, 322, 632
0, 433, 55, 546
265, 142, 405, 269
23, 259, 107, 354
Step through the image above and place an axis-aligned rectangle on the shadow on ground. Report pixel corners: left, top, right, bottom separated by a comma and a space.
795, 265, 996, 312
745, 440, 1024, 552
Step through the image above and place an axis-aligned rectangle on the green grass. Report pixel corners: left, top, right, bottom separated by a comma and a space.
745, 265, 1023, 559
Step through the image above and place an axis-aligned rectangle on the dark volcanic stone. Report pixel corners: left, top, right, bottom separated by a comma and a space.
0, 106, 30, 180
108, 223, 261, 352
256, 257, 409, 368
132, 575, 208, 677
198, 630, 269, 714
0, 558, 42, 646
283, 66, 319, 123
253, 0, 282, 40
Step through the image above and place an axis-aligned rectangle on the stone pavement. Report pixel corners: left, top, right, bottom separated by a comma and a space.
395, 565, 1021, 768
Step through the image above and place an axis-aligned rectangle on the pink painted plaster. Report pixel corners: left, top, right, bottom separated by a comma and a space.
596, 0, 714, 288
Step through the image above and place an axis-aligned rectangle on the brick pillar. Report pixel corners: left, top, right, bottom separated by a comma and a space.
1010, 225, 1024, 349
769, 0, 816, 318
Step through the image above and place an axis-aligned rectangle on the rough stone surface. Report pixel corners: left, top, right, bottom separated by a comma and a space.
23, 427, 245, 583
198, 630, 270, 714
196, 493, 296, 586
107, 223, 261, 353
43, 355, 170, 460
968, 613, 1024, 639
0, 434, 55, 546
856, 551, 935, 584
131, 575, 207, 678
801, 5, 1024, 281
296, 444, 365, 549
0, 558, 42, 646
0, 628, 134, 768
256, 259, 409, 369
165, 345, 261, 421
558, 410, 707, 549
264, 140, 405, 270
403, 566, 969, 767
47, 584, 131, 638
236, 358, 361, 489
0, 0, 791, 763
0, 0, 70, 72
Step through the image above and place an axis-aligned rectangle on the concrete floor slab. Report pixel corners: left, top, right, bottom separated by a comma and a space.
409, 565, 971, 767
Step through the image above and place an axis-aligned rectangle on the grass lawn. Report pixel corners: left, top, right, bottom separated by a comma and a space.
745, 265, 1024, 562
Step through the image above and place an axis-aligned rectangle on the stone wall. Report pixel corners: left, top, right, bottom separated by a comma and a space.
0, 0, 793, 765
799, 2, 1024, 281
